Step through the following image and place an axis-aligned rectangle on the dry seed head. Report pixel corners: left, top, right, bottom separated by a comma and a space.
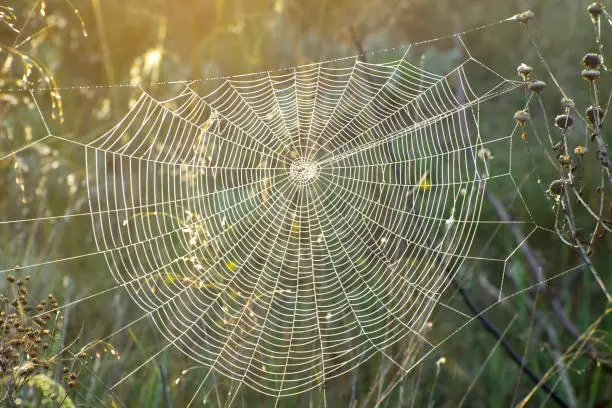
587, 2, 603, 20
7, 275, 15, 283
528, 80, 546, 93
555, 114, 574, 129
586, 105, 604, 127
548, 180, 565, 195
582, 69, 601, 81
514, 110, 530, 125
15, 361, 35, 377
517, 63, 533, 80
583, 53, 602, 69
561, 97, 575, 109
559, 154, 571, 166
513, 10, 535, 24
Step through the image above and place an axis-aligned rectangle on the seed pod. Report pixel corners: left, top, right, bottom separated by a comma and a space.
549, 180, 565, 195
586, 105, 604, 127
528, 80, 546, 93
514, 110, 530, 125
561, 97, 575, 109
7, 275, 15, 283
559, 154, 571, 166
582, 69, 601, 81
517, 63, 533, 80
587, 2, 603, 20
583, 53, 602, 69
514, 10, 535, 24
15, 361, 36, 377
555, 114, 574, 129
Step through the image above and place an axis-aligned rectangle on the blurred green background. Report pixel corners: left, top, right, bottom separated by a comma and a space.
1, 0, 611, 407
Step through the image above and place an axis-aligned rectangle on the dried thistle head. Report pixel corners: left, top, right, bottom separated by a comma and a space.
583, 53, 602, 69
558, 154, 572, 167
528, 80, 546, 93
514, 110, 530, 125
548, 179, 565, 196
555, 114, 574, 129
586, 105, 604, 127
561, 97, 575, 110
587, 2, 603, 23
582, 68, 601, 82
513, 10, 535, 24
517, 63, 533, 80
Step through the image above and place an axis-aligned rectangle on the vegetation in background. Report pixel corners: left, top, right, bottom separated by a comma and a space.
0, 272, 120, 407
0, 0, 611, 407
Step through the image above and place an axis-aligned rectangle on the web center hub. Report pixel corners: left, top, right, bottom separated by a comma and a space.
289, 158, 319, 185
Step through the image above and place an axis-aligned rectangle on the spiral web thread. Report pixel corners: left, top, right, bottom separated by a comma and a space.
78, 44, 524, 399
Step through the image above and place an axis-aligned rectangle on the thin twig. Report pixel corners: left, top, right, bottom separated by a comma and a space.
451, 280, 569, 408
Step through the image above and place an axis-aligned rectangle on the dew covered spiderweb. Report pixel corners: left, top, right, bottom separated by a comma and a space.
1, 13, 610, 407
82, 41, 525, 397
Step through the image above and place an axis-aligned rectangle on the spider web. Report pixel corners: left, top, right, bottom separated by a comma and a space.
81, 44, 521, 398
1, 15, 608, 407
